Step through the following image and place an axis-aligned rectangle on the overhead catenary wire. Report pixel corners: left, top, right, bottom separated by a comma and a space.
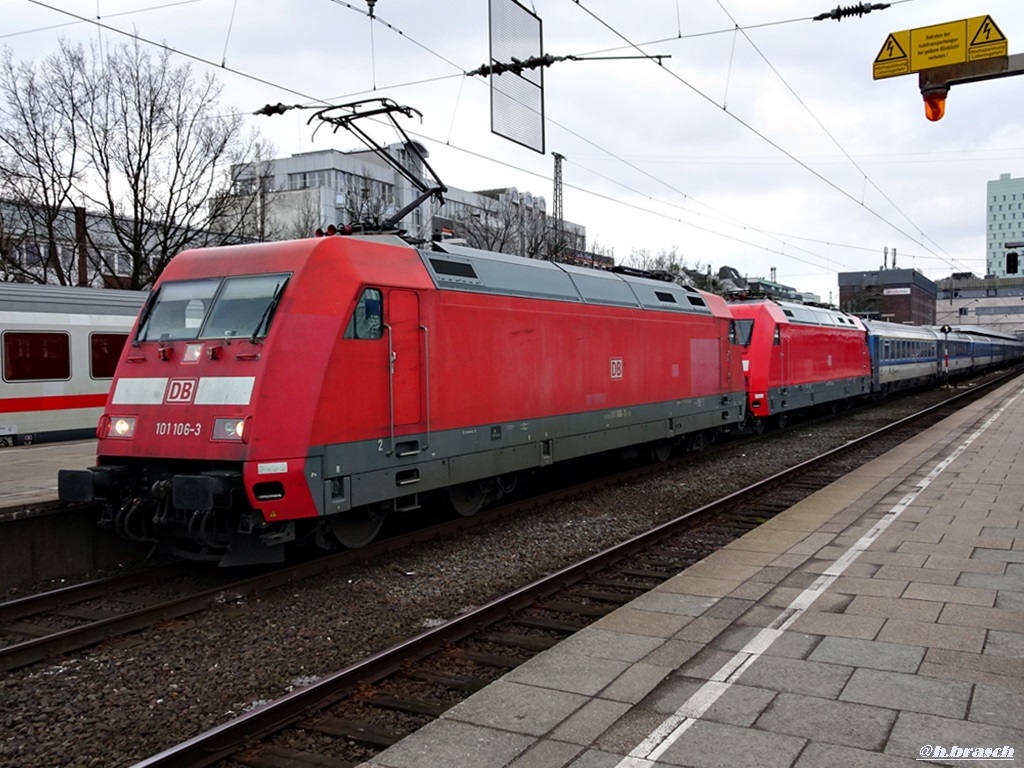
567, 0, 965, 273
17, 0, 989, 281
21, 0, 856, 279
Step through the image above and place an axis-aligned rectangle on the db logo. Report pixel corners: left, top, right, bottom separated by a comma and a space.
165, 378, 198, 404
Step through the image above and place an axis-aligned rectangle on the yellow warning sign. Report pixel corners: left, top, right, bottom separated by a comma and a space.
873, 15, 1007, 80
873, 31, 911, 78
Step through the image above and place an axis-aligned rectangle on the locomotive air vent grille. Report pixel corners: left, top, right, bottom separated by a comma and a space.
686, 296, 707, 307
654, 291, 677, 304
430, 259, 479, 280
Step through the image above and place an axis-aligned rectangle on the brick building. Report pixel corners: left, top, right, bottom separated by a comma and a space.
838, 269, 937, 325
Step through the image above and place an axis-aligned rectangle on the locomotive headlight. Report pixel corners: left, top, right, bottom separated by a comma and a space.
108, 416, 137, 439
213, 417, 249, 442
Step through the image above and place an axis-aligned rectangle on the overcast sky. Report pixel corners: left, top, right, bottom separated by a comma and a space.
3, 0, 1022, 302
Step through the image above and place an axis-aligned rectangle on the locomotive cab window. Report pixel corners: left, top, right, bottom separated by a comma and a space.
137, 274, 290, 342
344, 288, 383, 340
199, 274, 290, 340
734, 319, 754, 346
137, 279, 218, 341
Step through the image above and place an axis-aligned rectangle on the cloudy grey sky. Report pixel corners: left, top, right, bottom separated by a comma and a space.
3, 0, 1022, 302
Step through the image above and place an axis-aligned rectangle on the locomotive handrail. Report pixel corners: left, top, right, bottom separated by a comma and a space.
385, 323, 396, 457
421, 324, 431, 452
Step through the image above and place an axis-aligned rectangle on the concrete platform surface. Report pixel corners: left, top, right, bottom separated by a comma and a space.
0, 439, 96, 516
361, 377, 1024, 768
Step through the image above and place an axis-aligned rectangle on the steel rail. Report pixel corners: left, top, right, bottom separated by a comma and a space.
0, 562, 193, 624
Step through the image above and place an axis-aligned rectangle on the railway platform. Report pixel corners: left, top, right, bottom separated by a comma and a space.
361, 376, 1024, 768
0, 439, 96, 515
0, 439, 140, 589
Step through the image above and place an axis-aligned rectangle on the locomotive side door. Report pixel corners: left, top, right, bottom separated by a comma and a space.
387, 289, 422, 427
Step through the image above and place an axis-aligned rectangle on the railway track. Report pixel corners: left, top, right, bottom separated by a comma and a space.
120, 371, 1019, 768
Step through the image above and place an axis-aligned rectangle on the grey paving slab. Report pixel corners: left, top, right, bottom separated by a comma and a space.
902, 581, 996, 607
969, 684, 1024, 729
507, 739, 584, 768
366, 718, 533, 768
592, 707, 669, 756
983, 629, 1024, 659
808, 636, 924, 673
656, 719, 806, 768
501, 650, 633, 697
626, 591, 718, 617
598, 662, 673, 704
713, 626, 821, 660
550, 627, 665, 664
839, 667, 971, 719
973, 548, 1024, 563
876, 618, 986, 652
756, 692, 897, 750
551, 699, 632, 746
566, 749, 626, 768
702, 596, 756, 621
644, 678, 777, 727
995, 590, 1024, 611
956, 571, 1024, 592
735, 654, 853, 699
885, 711, 1024, 762
793, 743, 923, 768
441, 679, 588, 736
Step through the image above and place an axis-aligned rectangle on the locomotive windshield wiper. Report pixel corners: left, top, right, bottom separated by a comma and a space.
133, 293, 159, 346
250, 279, 289, 344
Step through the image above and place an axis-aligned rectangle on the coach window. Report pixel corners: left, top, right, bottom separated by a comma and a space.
344, 288, 383, 340
2, 332, 70, 381
91, 333, 128, 378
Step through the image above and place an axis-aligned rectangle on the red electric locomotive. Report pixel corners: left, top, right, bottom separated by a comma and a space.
728, 299, 871, 431
60, 235, 747, 565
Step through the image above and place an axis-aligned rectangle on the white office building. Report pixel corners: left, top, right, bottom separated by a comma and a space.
986, 172, 1024, 278
234, 143, 586, 259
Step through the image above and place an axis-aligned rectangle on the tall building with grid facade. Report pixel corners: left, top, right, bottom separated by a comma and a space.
987, 172, 1024, 278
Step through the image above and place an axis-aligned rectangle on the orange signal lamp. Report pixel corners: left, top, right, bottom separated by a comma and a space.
922, 85, 948, 122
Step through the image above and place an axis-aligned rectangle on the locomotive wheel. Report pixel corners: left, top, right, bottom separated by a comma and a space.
750, 417, 765, 435
651, 441, 672, 463
447, 481, 487, 517
776, 413, 791, 430
331, 505, 386, 549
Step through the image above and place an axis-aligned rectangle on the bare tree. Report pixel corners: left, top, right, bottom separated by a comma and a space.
75, 40, 265, 287
0, 46, 86, 284
342, 168, 395, 230
280, 189, 324, 241
0, 39, 269, 288
450, 195, 523, 254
